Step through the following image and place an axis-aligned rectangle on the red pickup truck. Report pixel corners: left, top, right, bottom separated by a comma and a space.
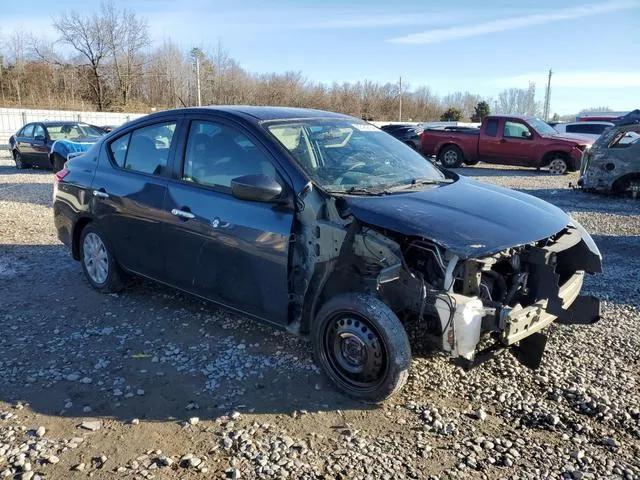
421, 115, 593, 174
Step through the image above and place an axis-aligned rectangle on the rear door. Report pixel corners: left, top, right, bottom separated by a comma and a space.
91, 117, 181, 279
162, 115, 294, 323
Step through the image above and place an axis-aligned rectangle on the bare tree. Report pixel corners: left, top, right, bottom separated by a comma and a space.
494, 82, 541, 116
54, 10, 109, 110
102, 1, 149, 107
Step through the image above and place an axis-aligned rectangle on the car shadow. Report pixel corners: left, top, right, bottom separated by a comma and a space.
0, 162, 53, 175
0, 182, 53, 207
1, 244, 377, 423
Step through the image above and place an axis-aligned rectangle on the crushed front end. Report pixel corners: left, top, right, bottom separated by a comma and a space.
578, 124, 640, 197
381, 221, 602, 369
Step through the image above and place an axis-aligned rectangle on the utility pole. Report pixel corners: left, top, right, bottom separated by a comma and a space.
398, 76, 402, 122
191, 47, 202, 107
543, 68, 552, 121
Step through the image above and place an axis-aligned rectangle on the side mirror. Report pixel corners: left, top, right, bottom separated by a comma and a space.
231, 174, 283, 202
521, 131, 532, 139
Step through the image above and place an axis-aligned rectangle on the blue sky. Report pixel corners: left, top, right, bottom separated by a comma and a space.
3, 0, 639, 114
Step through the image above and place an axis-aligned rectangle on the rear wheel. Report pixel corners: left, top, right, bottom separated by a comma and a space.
13, 151, 28, 169
464, 158, 480, 166
439, 145, 464, 168
312, 293, 411, 403
80, 223, 122, 293
548, 157, 568, 175
52, 153, 66, 173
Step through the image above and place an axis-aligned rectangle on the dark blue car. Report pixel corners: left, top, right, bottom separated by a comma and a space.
9, 121, 106, 171
53, 106, 602, 402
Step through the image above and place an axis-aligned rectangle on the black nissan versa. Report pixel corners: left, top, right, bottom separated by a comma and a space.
53, 106, 602, 402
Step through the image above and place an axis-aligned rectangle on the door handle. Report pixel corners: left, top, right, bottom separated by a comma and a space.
171, 208, 195, 220
499, 139, 507, 144
93, 190, 110, 199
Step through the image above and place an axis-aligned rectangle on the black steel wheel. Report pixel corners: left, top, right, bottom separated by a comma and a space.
312, 293, 411, 403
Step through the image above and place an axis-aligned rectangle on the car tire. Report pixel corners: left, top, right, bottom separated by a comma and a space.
464, 158, 480, 165
80, 223, 123, 293
548, 157, 568, 175
14, 151, 28, 169
52, 153, 66, 173
439, 145, 464, 168
312, 292, 411, 403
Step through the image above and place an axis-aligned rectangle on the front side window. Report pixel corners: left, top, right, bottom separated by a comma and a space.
504, 121, 532, 138
108, 122, 176, 175
33, 125, 45, 139
182, 120, 277, 189
267, 119, 447, 193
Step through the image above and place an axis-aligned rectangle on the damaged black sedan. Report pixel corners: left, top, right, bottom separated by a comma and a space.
53, 107, 602, 402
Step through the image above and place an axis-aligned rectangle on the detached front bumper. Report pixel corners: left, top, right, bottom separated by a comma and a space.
502, 271, 600, 345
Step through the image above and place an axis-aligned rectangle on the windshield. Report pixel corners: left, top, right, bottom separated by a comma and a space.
266, 119, 447, 193
529, 118, 559, 136
48, 123, 105, 141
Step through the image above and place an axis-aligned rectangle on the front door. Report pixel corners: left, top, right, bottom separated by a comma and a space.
479, 119, 537, 166
17, 124, 36, 163
91, 119, 180, 279
163, 117, 293, 323
31, 124, 51, 168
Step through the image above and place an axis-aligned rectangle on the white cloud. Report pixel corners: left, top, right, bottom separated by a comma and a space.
388, 1, 640, 44
490, 71, 640, 89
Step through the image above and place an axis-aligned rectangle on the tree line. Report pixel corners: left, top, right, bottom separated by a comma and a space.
0, 2, 575, 121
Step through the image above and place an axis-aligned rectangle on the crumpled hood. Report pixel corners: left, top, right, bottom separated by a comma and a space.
344, 176, 570, 258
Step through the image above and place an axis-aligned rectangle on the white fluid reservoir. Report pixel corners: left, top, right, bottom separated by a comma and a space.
435, 294, 485, 361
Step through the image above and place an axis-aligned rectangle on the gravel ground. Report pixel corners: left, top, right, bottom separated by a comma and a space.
0, 152, 639, 479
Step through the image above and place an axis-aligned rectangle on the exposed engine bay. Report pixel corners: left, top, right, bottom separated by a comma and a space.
291, 187, 602, 370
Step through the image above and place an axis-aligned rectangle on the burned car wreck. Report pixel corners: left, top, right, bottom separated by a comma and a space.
54, 107, 602, 402
579, 109, 640, 197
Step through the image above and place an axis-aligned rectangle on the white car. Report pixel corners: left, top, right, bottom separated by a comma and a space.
553, 121, 614, 141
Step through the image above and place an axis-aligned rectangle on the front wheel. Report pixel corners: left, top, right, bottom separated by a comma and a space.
312, 293, 411, 403
439, 145, 464, 168
52, 153, 66, 173
548, 157, 568, 175
80, 223, 122, 293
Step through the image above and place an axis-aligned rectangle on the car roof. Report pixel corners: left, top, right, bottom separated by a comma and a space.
40, 121, 87, 126
138, 106, 356, 124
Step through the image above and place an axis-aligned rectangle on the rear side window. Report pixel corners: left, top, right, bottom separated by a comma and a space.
484, 119, 499, 137
108, 122, 177, 175
183, 120, 277, 189
20, 124, 34, 138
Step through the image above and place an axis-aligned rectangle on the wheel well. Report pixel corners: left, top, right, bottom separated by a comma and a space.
540, 151, 569, 167
12, 149, 18, 159
299, 265, 376, 335
72, 217, 92, 260
437, 143, 461, 158
612, 172, 640, 193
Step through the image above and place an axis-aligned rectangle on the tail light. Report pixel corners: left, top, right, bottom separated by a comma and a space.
53, 168, 69, 202
55, 168, 69, 182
